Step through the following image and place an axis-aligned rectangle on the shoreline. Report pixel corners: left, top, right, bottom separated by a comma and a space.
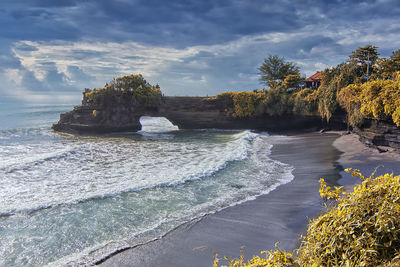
100, 131, 355, 267
332, 132, 400, 189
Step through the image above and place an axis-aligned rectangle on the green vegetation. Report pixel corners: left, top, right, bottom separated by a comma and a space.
217, 45, 400, 129
214, 91, 265, 118
214, 85, 320, 118
84, 74, 162, 107
214, 169, 400, 266
309, 46, 400, 126
215, 88, 314, 118
258, 55, 300, 88
349, 45, 379, 78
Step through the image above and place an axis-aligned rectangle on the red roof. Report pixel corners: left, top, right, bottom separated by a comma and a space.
304, 72, 322, 82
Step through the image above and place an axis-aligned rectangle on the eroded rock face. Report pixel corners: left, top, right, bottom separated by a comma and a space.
52, 96, 332, 134
354, 119, 400, 150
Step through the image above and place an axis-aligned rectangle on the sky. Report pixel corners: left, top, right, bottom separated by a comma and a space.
1, 0, 400, 104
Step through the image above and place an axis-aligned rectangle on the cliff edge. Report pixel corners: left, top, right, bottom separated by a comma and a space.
52, 95, 330, 134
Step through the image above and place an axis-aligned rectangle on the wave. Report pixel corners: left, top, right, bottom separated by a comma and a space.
0, 130, 258, 217
0, 146, 75, 171
47, 143, 295, 267
0, 127, 298, 266
0, 125, 56, 140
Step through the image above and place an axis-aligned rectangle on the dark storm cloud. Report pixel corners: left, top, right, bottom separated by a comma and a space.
1, 0, 307, 45
2, 0, 399, 47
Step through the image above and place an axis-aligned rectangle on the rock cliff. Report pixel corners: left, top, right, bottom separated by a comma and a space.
52, 95, 334, 134
353, 119, 400, 150
52, 91, 400, 152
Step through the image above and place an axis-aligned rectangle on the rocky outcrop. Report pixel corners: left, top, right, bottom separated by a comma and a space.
353, 119, 400, 150
52, 95, 336, 134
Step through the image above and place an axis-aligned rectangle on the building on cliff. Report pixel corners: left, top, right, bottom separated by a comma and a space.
304, 72, 322, 89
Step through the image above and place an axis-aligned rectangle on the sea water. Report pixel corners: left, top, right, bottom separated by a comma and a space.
0, 104, 294, 266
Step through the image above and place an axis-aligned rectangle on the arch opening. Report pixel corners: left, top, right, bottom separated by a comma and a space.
139, 116, 179, 133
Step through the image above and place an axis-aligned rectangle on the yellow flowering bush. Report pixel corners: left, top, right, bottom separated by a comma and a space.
214, 168, 400, 266
214, 246, 298, 267
298, 168, 400, 266
338, 79, 400, 126
215, 91, 265, 118
215, 88, 306, 118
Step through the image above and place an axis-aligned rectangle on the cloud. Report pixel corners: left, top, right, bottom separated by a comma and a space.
6, 15, 400, 102
1, 0, 400, 103
4, 68, 23, 85
12, 40, 199, 84
0, 68, 76, 103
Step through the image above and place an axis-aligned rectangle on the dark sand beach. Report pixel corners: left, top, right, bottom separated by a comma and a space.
100, 132, 400, 267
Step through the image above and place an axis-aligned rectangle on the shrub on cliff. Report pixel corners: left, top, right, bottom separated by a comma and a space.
261, 87, 295, 116
292, 88, 318, 116
215, 91, 265, 118
84, 74, 162, 107
316, 62, 364, 122
215, 88, 300, 118
338, 79, 400, 127
214, 168, 400, 266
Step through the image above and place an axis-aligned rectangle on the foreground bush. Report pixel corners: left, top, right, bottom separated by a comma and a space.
214, 169, 400, 266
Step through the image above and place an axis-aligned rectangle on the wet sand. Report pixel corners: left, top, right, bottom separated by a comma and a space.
100, 132, 400, 267
333, 132, 400, 189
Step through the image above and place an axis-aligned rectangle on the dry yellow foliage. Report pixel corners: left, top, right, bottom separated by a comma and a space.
216, 91, 265, 118
298, 168, 400, 266
214, 168, 400, 267
338, 79, 400, 126
293, 88, 319, 116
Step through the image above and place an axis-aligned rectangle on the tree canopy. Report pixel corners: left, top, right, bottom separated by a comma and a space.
258, 55, 300, 88
378, 49, 400, 79
349, 45, 379, 64
84, 74, 162, 107
349, 45, 379, 77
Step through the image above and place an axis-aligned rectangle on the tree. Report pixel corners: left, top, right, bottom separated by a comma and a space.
259, 55, 300, 88
379, 49, 400, 78
349, 45, 379, 77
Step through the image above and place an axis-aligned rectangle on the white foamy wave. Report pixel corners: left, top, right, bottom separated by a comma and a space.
46, 133, 295, 267
0, 130, 259, 216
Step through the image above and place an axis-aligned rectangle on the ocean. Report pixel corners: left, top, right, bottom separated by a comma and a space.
0, 104, 294, 266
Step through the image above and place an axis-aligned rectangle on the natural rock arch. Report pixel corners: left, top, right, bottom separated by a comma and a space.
52, 96, 329, 134
138, 116, 179, 132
